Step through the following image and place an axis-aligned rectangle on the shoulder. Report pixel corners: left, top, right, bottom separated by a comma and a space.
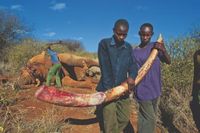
148, 42, 155, 47
47, 49, 52, 53
124, 41, 133, 51
142, 42, 155, 50
99, 37, 112, 44
98, 37, 112, 48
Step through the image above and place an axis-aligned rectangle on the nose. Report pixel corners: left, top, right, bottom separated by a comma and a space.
142, 35, 149, 41
119, 35, 125, 40
119, 34, 127, 40
144, 35, 148, 40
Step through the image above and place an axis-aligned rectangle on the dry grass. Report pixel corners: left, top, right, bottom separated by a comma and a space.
23, 107, 72, 133
0, 105, 72, 133
0, 85, 73, 133
159, 87, 198, 133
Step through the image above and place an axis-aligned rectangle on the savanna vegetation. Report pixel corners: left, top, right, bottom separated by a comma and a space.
159, 34, 200, 133
0, 10, 200, 133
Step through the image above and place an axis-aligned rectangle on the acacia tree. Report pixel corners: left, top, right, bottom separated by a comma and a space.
0, 10, 28, 50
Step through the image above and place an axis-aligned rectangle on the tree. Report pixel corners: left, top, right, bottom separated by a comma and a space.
0, 10, 29, 50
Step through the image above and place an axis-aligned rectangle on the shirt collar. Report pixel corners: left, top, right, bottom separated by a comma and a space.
110, 36, 127, 48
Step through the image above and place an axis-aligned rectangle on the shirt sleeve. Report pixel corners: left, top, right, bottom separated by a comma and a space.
98, 40, 114, 90
47, 49, 55, 56
128, 50, 138, 79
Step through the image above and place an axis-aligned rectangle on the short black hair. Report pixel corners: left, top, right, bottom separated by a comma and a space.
114, 19, 129, 30
46, 43, 52, 50
140, 23, 153, 31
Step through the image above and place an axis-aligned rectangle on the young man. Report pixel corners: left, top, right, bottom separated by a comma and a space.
46, 45, 62, 88
132, 23, 171, 133
96, 19, 138, 133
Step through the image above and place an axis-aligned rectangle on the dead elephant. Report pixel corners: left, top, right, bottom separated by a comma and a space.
15, 51, 100, 89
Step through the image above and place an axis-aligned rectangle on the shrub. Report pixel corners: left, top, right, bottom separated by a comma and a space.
159, 35, 200, 132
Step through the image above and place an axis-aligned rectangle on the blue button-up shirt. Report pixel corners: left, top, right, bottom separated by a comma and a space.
96, 36, 138, 92
47, 49, 60, 64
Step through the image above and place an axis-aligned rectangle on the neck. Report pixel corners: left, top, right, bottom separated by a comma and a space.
113, 36, 124, 47
139, 43, 148, 48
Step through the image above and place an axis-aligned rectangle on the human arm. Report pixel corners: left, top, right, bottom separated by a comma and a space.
127, 50, 138, 91
153, 41, 171, 64
98, 40, 114, 90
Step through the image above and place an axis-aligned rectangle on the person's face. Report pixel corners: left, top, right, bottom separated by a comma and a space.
139, 26, 153, 45
113, 25, 128, 42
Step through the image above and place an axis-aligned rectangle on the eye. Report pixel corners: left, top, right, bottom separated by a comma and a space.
116, 32, 127, 36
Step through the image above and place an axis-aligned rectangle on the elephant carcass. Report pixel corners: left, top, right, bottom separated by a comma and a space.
16, 51, 99, 89
58, 53, 99, 68
58, 53, 100, 83
16, 51, 50, 88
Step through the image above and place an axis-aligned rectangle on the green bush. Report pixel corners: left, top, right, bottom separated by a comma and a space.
4, 39, 45, 73
159, 35, 200, 132
162, 37, 200, 93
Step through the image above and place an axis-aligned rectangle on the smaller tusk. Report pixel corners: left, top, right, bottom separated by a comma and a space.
35, 78, 40, 87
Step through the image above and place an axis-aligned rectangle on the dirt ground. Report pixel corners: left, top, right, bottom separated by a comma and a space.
0, 76, 162, 133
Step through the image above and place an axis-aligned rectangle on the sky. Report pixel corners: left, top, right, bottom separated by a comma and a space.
0, 0, 199, 52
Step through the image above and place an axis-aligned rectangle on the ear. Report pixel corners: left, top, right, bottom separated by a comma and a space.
151, 32, 154, 36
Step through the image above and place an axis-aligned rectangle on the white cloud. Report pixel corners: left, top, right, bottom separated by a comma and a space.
14, 29, 27, 34
11, 5, 23, 10
44, 32, 56, 37
73, 37, 83, 40
136, 5, 147, 11
50, 3, 66, 10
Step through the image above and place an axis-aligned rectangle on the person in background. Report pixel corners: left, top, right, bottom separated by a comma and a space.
191, 48, 200, 132
46, 45, 62, 88
132, 23, 171, 133
96, 19, 138, 133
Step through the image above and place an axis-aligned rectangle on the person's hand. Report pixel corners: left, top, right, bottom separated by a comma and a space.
127, 77, 135, 93
153, 42, 166, 53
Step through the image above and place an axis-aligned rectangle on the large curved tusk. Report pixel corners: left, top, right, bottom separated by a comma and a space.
35, 85, 106, 107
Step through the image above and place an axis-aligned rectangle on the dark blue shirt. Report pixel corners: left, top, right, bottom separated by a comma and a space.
96, 36, 138, 92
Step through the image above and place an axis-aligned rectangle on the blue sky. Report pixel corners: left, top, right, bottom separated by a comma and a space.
0, 0, 199, 52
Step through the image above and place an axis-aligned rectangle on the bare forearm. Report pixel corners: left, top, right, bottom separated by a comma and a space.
163, 51, 171, 64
